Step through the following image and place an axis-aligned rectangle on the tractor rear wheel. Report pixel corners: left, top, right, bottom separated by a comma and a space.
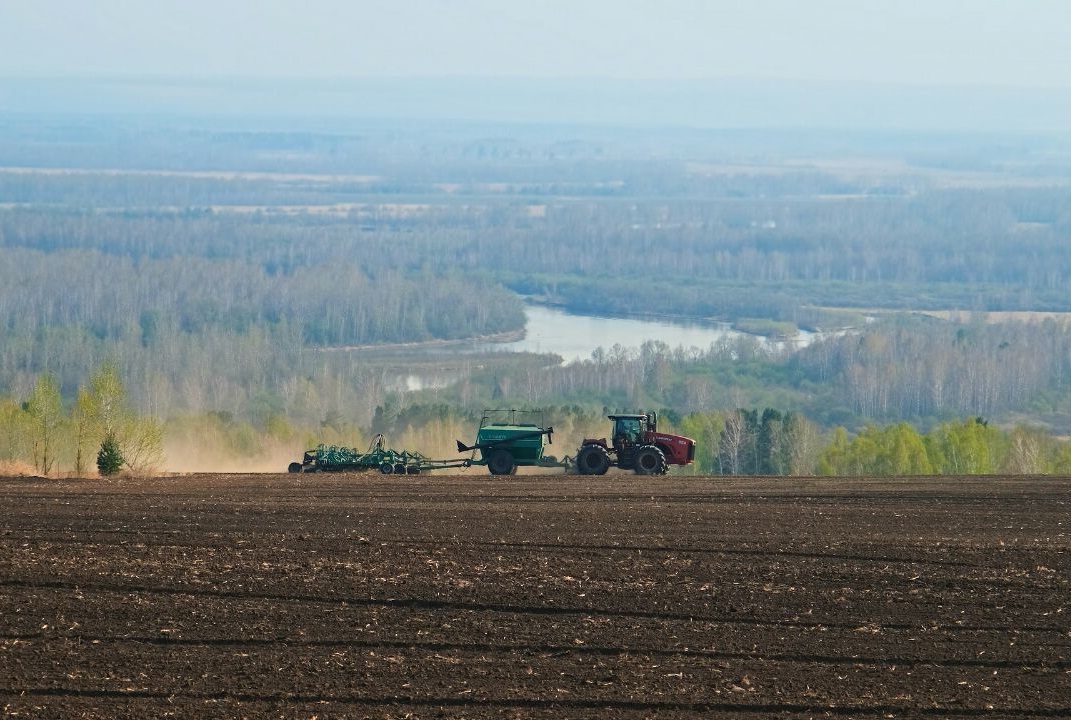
577, 444, 612, 475
634, 445, 668, 475
487, 448, 516, 476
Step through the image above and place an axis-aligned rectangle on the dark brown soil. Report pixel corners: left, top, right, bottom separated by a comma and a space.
2, 473, 1069, 718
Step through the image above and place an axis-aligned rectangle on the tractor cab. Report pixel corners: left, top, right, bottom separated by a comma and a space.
609, 414, 649, 448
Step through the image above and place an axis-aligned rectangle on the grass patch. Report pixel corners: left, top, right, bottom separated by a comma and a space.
733, 318, 799, 338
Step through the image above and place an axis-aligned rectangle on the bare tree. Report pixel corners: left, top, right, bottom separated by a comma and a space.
27, 374, 63, 475
719, 410, 748, 475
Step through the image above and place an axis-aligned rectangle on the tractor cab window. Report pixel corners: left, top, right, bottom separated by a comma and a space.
613, 417, 642, 445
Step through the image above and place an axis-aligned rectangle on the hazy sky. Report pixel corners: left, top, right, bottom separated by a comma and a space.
1, 0, 1069, 88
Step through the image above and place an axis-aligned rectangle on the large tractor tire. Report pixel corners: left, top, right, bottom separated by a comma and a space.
634, 445, 669, 475
487, 448, 517, 476
576, 444, 612, 475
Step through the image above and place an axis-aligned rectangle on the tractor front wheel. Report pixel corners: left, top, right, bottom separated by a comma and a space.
577, 444, 612, 475
634, 445, 668, 475
488, 448, 516, 476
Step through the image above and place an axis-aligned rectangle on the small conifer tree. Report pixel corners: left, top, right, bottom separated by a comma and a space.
97, 431, 124, 476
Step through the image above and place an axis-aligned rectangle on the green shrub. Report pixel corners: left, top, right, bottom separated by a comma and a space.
96, 432, 124, 476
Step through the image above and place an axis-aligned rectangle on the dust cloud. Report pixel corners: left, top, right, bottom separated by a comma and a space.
0, 460, 41, 476
162, 438, 302, 474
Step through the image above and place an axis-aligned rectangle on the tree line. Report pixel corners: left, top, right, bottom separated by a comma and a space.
693, 412, 1065, 476
2, 364, 162, 476
4, 362, 1068, 478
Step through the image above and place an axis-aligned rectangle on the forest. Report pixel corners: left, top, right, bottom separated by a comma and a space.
2, 114, 1071, 474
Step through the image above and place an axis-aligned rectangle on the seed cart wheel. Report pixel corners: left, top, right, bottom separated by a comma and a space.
379, 462, 394, 474
487, 448, 516, 476
634, 445, 669, 475
577, 444, 611, 476
288, 462, 303, 474
406, 466, 421, 475
394, 463, 407, 475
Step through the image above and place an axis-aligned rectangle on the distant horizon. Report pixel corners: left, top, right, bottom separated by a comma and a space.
4, 71, 1070, 90
3, 75, 1070, 133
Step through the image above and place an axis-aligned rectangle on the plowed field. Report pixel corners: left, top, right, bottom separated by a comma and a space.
2, 474, 1069, 718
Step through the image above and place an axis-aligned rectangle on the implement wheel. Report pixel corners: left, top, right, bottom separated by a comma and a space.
288, 462, 303, 474
487, 448, 516, 476
379, 462, 394, 475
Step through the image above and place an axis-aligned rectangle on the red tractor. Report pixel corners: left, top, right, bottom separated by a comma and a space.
576, 412, 695, 475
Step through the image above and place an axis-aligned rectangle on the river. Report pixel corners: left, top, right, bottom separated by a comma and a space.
479, 304, 815, 363
388, 304, 817, 391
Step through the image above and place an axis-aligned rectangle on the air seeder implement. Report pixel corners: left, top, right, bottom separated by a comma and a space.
289, 409, 695, 476
455, 409, 572, 475
288, 434, 471, 474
